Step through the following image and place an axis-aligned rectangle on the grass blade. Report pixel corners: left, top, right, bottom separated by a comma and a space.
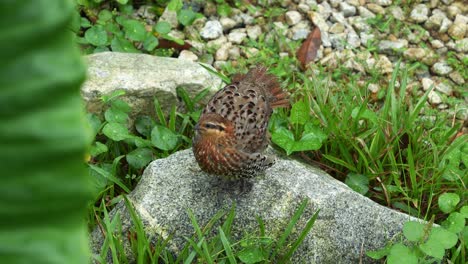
154, 97, 167, 126
271, 199, 309, 259
282, 209, 320, 260
219, 227, 238, 264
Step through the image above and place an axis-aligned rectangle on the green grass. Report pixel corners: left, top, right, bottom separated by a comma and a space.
93, 197, 319, 263
81, 0, 467, 263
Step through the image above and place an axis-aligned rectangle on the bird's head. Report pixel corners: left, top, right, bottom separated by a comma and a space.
194, 113, 233, 142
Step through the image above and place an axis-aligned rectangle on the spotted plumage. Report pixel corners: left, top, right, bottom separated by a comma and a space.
192, 66, 289, 179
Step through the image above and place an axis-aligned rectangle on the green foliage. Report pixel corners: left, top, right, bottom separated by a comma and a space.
0, 0, 93, 263
87, 88, 208, 222
75, 0, 202, 54
94, 198, 319, 263
368, 192, 466, 263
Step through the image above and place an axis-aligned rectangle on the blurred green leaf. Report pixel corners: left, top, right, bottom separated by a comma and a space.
438, 192, 460, 213
143, 33, 159, 51
238, 247, 266, 264
366, 244, 391, 259
122, 19, 146, 42
135, 116, 155, 138
90, 142, 108, 157
151, 125, 179, 151
167, 0, 183, 11
104, 107, 128, 124
111, 36, 140, 53
217, 3, 232, 17
85, 25, 108, 46
97, 10, 113, 23
177, 9, 197, 26
0, 1, 93, 263
345, 173, 369, 195
126, 148, 153, 169
403, 221, 424, 242
442, 212, 465, 233
420, 227, 458, 259
155, 21, 172, 34
102, 122, 131, 141
387, 243, 417, 264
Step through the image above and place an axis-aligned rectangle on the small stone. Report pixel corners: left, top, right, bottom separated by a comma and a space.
448, 71, 465, 85
455, 108, 467, 121
308, 11, 330, 32
432, 61, 453, 76
200, 20, 223, 40
435, 81, 453, 95
360, 32, 375, 47
374, 0, 392, 6
340, 2, 356, 17
219, 17, 237, 31
446, 5, 461, 20
329, 33, 347, 50
198, 53, 214, 65
246, 25, 262, 40
297, 4, 311, 13
448, 15, 467, 39
407, 28, 430, 44
357, 6, 375, 18
424, 9, 447, 30
441, 0, 454, 4
317, 2, 333, 20
430, 39, 444, 49
438, 103, 449, 110
375, 55, 393, 74
321, 31, 332, 47
192, 17, 207, 31
215, 43, 232, 61
291, 27, 311, 40
159, 9, 178, 28
378, 39, 408, 55
203, 2, 217, 16
329, 23, 345, 34
368, 83, 379, 93
428, 90, 442, 104
348, 17, 371, 32
389, 6, 405, 21
421, 78, 435, 91
206, 36, 228, 50
366, 4, 385, 15
239, 13, 255, 25
213, 60, 227, 70
329, 0, 340, 8
347, 31, 361, 48
241, 47, 259, 59
228, 29, 247, 44
285, 11, 302, 26
403, 48, 426, 61
228, 46, 241, 60
273, 21, 288, 33
279, 52, 289, 58
453, 38, 468, 52
410, 4, 429, 23
178, 50, 198, 62
440, 17, 453, 33
187, 40, 204, 52
168, 30, 185, 40
330, 12, 346, 24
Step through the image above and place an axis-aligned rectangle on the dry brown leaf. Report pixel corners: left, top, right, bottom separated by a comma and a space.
296, 27, 322, 70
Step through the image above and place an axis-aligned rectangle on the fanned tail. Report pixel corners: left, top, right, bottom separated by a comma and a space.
234, 66, 290, 109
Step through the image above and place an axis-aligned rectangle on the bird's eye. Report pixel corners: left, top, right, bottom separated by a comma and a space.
204, 123, 225, 131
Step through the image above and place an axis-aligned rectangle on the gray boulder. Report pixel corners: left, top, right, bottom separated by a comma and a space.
91, 149, 420, 263
81, 52, 223, 119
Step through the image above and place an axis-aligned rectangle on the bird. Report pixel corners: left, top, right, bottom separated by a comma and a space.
192, 66, 290, 180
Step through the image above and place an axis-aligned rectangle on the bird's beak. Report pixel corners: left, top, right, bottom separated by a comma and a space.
194, 123, 200, 131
